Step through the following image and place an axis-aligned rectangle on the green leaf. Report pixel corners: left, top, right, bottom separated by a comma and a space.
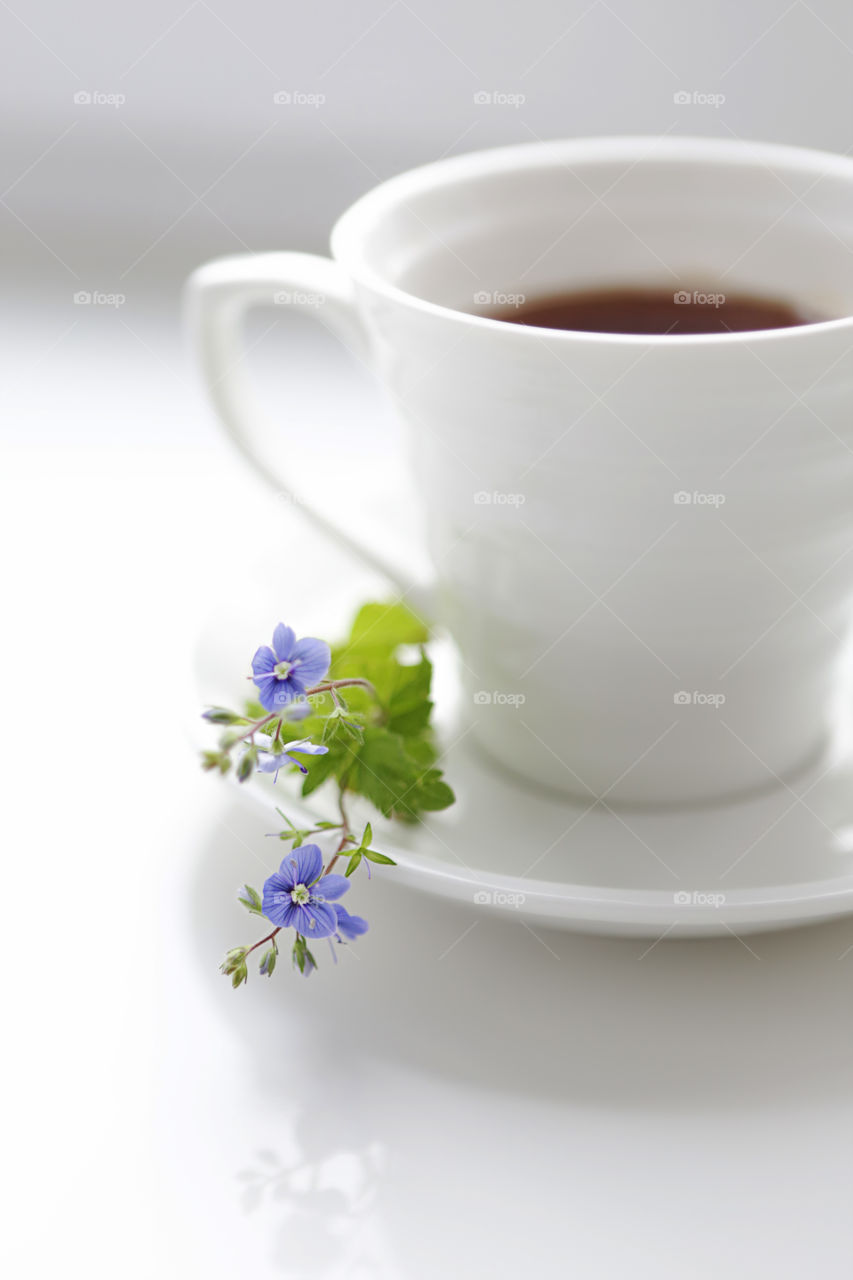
363, 848, 396, 865
361, 822, 373, 850
340, 717, 365, 743
414, 771, 456, 811
345, 601, 429, 656
345, 851, 362, 877
300, 748, 338, 797
340, 726, 453, 820
401, 737, 438, 767
386, 656, 433, 736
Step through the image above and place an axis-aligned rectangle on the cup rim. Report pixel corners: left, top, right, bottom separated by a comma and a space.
330, 134, 853, 346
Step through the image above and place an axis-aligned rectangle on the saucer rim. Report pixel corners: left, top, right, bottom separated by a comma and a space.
191, 592, 853, 940
225, 766, 853, 939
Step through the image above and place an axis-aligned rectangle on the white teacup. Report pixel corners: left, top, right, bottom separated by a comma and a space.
187, 136, 853, 808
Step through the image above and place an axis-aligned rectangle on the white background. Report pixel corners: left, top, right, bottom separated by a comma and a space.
4, 2, 853, 1275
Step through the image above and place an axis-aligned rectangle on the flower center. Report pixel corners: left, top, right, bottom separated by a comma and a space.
274, 660, 294, 680
290, 883, 310, 905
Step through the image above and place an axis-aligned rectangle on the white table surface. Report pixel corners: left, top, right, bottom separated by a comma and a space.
5, 294, 853, 1278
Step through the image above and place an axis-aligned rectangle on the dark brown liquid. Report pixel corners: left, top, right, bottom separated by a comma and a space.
490, 287, 813, 335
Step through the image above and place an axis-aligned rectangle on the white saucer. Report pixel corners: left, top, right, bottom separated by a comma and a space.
193, 563, 853, 939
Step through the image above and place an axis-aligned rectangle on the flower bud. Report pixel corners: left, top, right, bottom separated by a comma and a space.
237, 747, 258, 783
202, 707, 247, 726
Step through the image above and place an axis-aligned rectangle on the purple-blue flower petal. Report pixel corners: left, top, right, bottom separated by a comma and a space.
290, 843, 324, 886
268, 681, 298, 710
252, 646, 276, 676
292, 900, 337, 938
272, 624, 296, 663
269, 899, 301, 928
253, 673, 280, 712
257, 753, 284, 774
265, 867, 294, 895
286, 740, 328, 757
262, 873, 299, 925
334, 904, 369, 940
312, 873, 349, 902
261, 847, 344, 934
290, 637, 331, 687
257, 742, 326, 776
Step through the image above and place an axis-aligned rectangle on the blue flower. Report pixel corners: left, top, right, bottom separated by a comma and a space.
334, 904, 369, 941
262, 844, 350, 938
256, 738, 328, 780
252, 624, 331, 713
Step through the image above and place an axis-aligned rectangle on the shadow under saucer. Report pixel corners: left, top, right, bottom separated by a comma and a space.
190, 796, 853, 1112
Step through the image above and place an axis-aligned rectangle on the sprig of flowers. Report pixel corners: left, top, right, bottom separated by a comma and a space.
203, 602, 455, 985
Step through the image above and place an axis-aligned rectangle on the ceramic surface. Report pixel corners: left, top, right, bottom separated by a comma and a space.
187, 137, 853, 808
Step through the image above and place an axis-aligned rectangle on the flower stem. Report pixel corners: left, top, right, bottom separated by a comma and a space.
306, 677, 378, 699
232, 712, 278, 745
245, 927, 281, 957
323, 791, 353, 874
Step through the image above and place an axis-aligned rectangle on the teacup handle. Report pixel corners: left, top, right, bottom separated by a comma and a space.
186, 253, 430, 611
